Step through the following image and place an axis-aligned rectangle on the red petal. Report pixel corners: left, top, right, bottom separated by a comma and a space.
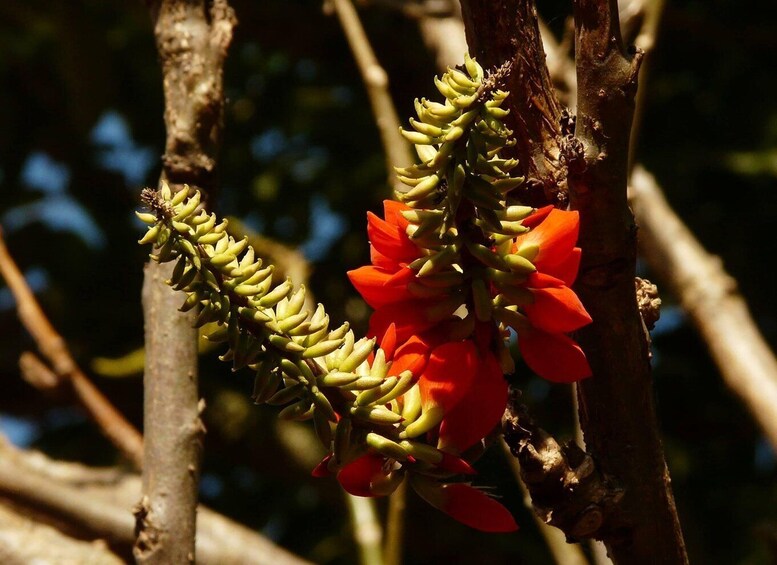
367, 211, 419, 264
519, 330, 592, 382
337, 454, 386, 497
368, 301, 440, 344
518, 209, 579, 273
347, 266, 415, 309
412, 479, 518, 533
418, 341, 478, 413
380, 323, 398, 360
521, 205, 553, 229
390, 335, 432, 377
383, 199, 411, 230
438, 352, 508, 452
312, 455, 333, 477
544, 246, 581, 286
524, 286, 592, 334
438, 452, 477, 475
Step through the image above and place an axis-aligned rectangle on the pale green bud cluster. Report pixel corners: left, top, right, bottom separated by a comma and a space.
138, 183, 464, 482
392, 56, 544, 373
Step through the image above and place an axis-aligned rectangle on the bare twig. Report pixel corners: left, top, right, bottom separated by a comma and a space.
630, 166, 777, 448
346, 494, 384, 565
19, 351, 60, 391
499, 440, 589, 565
0, 503, 124, 565
0, 438, 310, 565
138, 1, 237, 563
0, 228, 144, 468
329, 0, 414, 193
566, 1, 687, 562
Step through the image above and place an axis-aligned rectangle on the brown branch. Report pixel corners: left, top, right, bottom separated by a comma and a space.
630, 166, 777, 448
499, 440, 590, 565
459, 0, 565, 206
0, 503, 124, 565
329, 0, 414, 193
139, 1, 237, 563
565, 1, 687, 562
501, 393, 621, 543
0, 438, 311, 565
0, 228, 144, 468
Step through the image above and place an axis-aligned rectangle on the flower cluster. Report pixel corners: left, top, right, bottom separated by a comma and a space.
340, 55, 592, 531
137, 54, 592, 535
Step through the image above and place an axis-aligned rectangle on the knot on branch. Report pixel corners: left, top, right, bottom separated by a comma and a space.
559, 134, 586, 177
501, 390, 623, 541
636, 277, 661, 331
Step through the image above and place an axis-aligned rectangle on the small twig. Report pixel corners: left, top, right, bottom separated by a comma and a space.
383, 479, 406, 565
346, 494, 385, 565
329, 0, 414, 193
630, 166, 777, 449
0, 228, 144, 468
19, 351, 60, 391
499, 440, 589, 565
628, 0, 667, 171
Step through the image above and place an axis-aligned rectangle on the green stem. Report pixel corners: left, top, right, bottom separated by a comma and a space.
383, 479, 407, 565
345, 494, 384, 565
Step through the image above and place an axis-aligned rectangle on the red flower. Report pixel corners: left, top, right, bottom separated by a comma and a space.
348, 201, 456, 344
504, 208, 593, 382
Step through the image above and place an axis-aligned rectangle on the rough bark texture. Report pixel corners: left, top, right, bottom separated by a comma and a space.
137, 1, 236, 563
459, 0, 566, 206
566, 1, 687, 562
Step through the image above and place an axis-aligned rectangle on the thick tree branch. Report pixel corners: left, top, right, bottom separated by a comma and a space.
459, 0, 565, 206
565, 1, 687, 563
0, 503, 124, 565
0, 438, 310, 565
139, 1, 236, 563
630, 167, 777, 448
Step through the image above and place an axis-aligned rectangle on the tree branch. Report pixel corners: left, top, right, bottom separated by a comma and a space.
630, 166, 777, 448
0, 503, 124, 565
139, 1, 237, 563
458, 0, 565, 206
329, 0, 414, 193
565, 1, 687, 562
0, 437, 311, 565
0, 228, 144, 468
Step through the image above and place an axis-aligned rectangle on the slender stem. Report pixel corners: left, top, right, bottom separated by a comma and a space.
0, 228, 144, 468
500, 441, 589, 565
330, 0, 414, 193
383, 479, 406, 565
345, 494, 385, 565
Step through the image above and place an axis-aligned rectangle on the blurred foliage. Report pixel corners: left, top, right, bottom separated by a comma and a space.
0, 0, 776, 563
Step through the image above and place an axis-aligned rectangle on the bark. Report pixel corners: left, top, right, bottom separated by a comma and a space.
138, 1, 236, 563
0, 503, 124, 565
0, 438, 310, 565
566, 1, 687, 562
459, 0, 566, 206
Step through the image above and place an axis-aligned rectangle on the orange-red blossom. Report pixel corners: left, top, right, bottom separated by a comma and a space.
322, 200, 591, 532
